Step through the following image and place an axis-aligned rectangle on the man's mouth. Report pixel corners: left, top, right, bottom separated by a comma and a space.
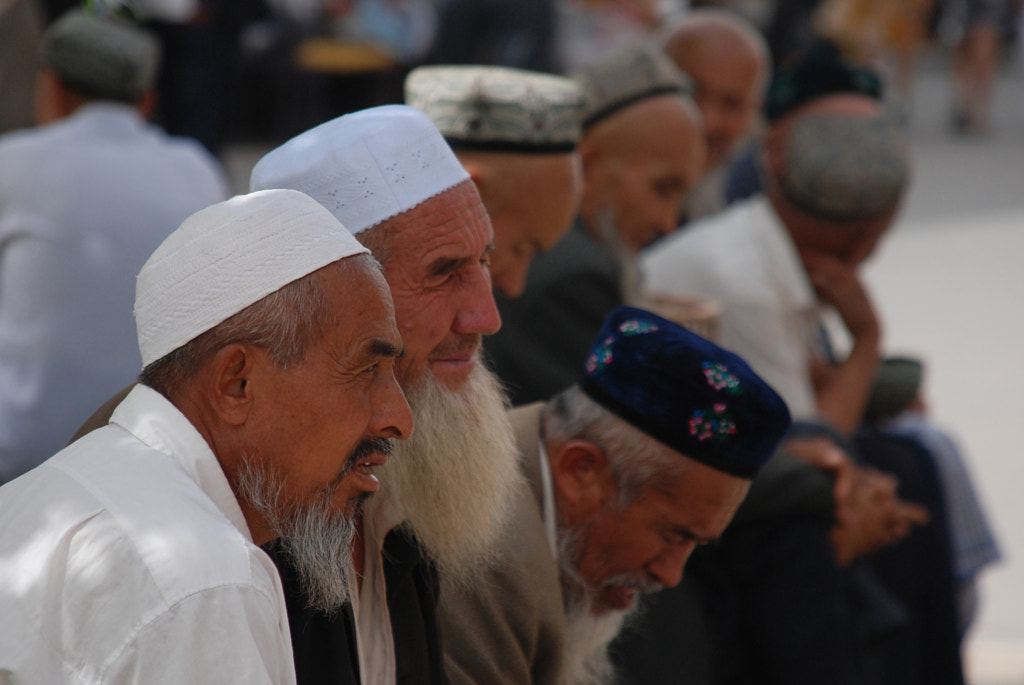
353, 451, 387, 475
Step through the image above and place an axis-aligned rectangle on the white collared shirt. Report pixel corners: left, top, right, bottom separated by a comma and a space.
352, 497, 403, 685
641, 196, 823, 419
0, 385, 294, 684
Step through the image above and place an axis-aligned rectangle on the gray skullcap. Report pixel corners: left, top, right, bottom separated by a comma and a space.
405, 65, 585, 154
863, 356, 924, 424
42, 9, 160, 102
781, 114, 910, 221
574, 43, 691, 130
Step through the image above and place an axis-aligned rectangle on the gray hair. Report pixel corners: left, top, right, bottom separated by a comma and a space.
542, 385, 691, 506
140, 253, 378, 399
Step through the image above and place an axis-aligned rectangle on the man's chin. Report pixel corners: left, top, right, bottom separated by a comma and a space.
594, 585, 640, 613
427, 358, 477, 388
340, 491, 373, 519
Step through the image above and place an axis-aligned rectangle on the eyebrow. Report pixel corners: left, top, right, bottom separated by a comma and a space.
427, 255, 471, 278
675, 527, 718, 546
367, 339, 403, 359
426, 244, 494, 278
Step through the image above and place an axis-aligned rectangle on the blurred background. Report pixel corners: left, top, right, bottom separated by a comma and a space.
2, 0, 1022, 680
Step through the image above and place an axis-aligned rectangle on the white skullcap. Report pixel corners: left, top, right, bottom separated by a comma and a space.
249, 104, 470, 234
135, 189, 369, 367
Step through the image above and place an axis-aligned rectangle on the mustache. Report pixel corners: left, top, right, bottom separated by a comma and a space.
324, 438, 393, 494
428, 334, 482, 360
600, 573, 665, 596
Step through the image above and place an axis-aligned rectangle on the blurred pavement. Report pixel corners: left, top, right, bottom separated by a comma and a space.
864, 48, 1024, 685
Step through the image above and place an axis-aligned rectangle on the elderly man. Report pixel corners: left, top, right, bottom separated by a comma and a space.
250, 104, 521, 684
440, 306, 791, 685
483, 43, 706, 406
405, 64, 585, 299
0, 8, 228, 484
642, 46, 906, 433
661, 8, 770, 222
0, 189, 412, 682
625, 48, 964, 685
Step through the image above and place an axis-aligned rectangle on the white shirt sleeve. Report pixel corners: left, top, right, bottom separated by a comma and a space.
102, 585, 296, 685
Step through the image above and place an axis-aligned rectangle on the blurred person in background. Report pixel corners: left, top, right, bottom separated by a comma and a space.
484, 44, 705, 406
0, 0, 44, 134
0, 8, 228, 485
940, 0, 1015, 135
860, 356, 1002, 639
661, 7, 770, 222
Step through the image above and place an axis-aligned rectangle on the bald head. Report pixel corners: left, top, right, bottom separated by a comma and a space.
579, 93, 705, 254
457, 150, 582, 298
663, 10, 769, 171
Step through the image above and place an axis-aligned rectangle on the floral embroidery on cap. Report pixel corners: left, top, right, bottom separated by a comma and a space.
618, 319, 659, 336
586, 336, 615, 374
688, 404, 738, 441
703, 361, 742, 394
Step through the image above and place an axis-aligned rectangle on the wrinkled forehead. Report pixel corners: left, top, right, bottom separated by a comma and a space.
374, 181, 493, 266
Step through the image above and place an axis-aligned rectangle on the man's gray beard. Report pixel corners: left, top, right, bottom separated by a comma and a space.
372, 362, 522, 586
235, 459, 357, 616
557, 523, 640, 685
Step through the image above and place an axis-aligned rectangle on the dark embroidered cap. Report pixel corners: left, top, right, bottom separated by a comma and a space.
405, 65, 584, 154
580, 307, 791, 478
763, 42, 882, 122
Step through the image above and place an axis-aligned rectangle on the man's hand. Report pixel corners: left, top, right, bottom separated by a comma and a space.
800, 251, 883, 434
829, 466, 930, 566
802, 251, 879, 342
783, 436, 857, 525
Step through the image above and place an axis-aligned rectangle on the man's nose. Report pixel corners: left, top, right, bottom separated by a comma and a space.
455, 265, 502, 336
372, 370, 414, 440
646, 541, 696, 589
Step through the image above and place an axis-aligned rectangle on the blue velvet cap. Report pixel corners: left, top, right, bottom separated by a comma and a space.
580, 307, 792, 478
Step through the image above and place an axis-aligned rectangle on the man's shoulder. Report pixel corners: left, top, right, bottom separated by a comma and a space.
0, 433, 282, 675
9, 428, 275, 599
526, 223, 620, 290
439, 481, 564, 685
642, 198, 776, 296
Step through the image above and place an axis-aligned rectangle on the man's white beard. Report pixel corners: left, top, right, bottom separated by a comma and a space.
236, 459, 356, 616
374, 362, 521, 585
557, 522, 643, 685
562, 596, 630, 685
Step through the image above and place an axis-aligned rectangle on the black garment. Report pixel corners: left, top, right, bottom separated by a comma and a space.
266, 526, 448, 685
484, 221, 625, 406
855, 430, 966, 685
609, 433, 910, 685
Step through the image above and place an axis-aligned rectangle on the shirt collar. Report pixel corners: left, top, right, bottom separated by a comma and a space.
751, 196, 818, 311
109, 384, 252, 542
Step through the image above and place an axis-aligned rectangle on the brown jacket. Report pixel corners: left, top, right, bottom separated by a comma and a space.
439, 403, 567, 685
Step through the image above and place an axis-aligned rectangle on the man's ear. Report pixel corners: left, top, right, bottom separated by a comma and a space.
462, 159, 487, 195
550, 439, 615, 514
578, 137, 601, 174
207, 343, 258, 426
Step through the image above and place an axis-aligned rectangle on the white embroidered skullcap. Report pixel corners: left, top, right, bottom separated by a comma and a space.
405, 65, 585, 153
135, 189, 369, 367
249, 104, 470, 235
